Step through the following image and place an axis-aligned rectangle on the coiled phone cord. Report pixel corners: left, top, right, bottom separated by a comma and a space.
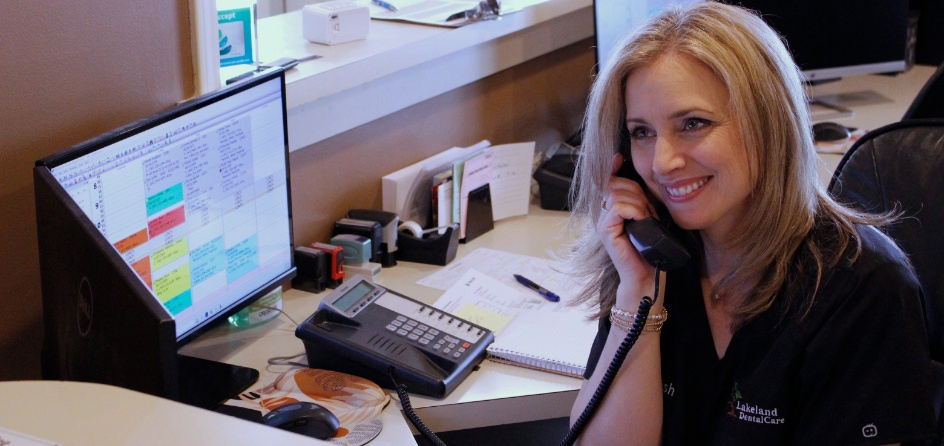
390, 367, 448, 446
559, 264, 663, 446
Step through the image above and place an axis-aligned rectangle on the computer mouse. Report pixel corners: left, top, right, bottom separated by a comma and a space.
812, 122, 851, 142
262, 401, 340, 440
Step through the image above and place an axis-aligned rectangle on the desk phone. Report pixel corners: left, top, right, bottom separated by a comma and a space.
296, 275, 494, 398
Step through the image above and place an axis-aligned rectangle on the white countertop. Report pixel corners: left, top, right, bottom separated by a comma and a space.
0, 381, 325, 446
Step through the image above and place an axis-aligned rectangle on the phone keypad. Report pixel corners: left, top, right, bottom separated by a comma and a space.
389, 316, 472, 359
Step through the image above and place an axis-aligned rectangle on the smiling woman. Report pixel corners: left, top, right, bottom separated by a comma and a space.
563, 2, 936, 445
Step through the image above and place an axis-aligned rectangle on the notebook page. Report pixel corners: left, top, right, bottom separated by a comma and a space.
487, 311, 597, 375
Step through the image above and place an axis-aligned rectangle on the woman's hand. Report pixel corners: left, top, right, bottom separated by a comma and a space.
598, 154, 658, 305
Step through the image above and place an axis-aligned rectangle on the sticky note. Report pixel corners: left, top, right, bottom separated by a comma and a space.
454, 304, 513, 334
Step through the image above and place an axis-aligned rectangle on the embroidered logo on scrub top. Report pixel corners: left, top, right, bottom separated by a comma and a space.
726, 382, 786, 425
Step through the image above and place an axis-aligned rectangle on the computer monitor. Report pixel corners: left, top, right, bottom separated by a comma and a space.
592, 0, 698, 71
594, 0, 909, 82
34, 69, 295, 408
729, 0, 909, 82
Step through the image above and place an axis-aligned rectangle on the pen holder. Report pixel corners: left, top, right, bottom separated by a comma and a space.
396, 225, 459, 266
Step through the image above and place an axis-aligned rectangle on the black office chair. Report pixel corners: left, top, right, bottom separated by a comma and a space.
903, 62, 944, 120
828, 119, 944, 445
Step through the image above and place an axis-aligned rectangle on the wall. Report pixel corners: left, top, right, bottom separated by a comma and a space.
0, 0, 593, 379
289, 40, 594, 246
0, 1, 194, 380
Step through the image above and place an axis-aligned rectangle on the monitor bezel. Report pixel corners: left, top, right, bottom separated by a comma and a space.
35, 68, 296, 348
591, 0, 910, 82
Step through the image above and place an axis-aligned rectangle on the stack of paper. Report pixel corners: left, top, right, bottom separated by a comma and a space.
369, 0, 554, 27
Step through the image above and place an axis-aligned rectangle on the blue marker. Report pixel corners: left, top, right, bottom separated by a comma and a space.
372, 0, 398, 12
513, 274, 560, 302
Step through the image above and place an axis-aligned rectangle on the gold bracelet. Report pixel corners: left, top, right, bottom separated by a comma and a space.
611, 306, 667, 321
608, 307, 668, 333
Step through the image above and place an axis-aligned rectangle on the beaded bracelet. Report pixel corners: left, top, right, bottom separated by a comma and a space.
608, 307, 668, 333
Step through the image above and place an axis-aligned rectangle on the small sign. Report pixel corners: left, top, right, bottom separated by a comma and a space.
218, 8, 254, 67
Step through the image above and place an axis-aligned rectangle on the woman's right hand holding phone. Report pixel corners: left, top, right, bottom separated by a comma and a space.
597, 153, 661, 309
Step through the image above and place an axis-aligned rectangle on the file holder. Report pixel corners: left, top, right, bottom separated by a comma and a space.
461, 183, 494, 243
396, 224, 459, 266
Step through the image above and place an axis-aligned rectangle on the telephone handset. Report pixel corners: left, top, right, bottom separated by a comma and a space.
625, 218, 690, 270
616, 151, 691, 270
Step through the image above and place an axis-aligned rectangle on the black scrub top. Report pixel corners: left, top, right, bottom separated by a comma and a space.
583, 226, 936, 445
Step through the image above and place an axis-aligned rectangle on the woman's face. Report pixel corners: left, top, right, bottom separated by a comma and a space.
625, 52, 754, 244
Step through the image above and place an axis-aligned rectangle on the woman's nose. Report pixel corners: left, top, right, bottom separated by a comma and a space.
652, 135, 685, 175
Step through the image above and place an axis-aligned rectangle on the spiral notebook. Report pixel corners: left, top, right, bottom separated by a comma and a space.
486, 311, 598, 378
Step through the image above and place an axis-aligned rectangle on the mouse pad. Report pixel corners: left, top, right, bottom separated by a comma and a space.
238, 368, 389, 445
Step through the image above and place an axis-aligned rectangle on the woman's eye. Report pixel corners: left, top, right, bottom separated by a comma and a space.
629, 126, 654, 139
682, 118, 710, 131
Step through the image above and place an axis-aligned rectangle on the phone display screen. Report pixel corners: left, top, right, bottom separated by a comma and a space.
332, 281, 375, 311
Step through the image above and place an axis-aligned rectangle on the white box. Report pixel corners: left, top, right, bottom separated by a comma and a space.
302, 0, 369, 45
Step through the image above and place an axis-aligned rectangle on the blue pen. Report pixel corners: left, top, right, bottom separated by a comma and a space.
513, 274, 560, 302
372, 0, 398, 12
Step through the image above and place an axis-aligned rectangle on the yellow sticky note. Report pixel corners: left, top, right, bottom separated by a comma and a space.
454, 304, 513, 334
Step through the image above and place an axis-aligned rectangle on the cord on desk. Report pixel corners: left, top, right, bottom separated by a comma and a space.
253, 304, 309, 368
254, 304, 300, 326
267, 351, 308, 368
389, 367, 447, 446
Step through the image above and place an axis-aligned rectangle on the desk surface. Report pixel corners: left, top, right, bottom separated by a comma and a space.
812, 65, 935, 185
181, 205, 581, 438
0, 381, 324, 445
179, 65, 936, 442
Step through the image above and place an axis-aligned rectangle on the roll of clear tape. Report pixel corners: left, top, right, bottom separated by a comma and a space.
397, 220, 423, 238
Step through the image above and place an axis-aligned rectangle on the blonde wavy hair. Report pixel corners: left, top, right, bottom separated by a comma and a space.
565, 2, 880, 324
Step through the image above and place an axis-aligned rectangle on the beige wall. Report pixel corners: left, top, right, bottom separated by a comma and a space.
0, 1, 194, 380
0, 0, 593, 380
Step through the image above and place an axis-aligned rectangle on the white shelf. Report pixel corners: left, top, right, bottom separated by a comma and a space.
254, 0, 593, 151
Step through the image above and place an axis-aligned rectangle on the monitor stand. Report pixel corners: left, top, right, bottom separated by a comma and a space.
809, 89, 895, 122
176, 354, 260, 409
809, 98, 854, 121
